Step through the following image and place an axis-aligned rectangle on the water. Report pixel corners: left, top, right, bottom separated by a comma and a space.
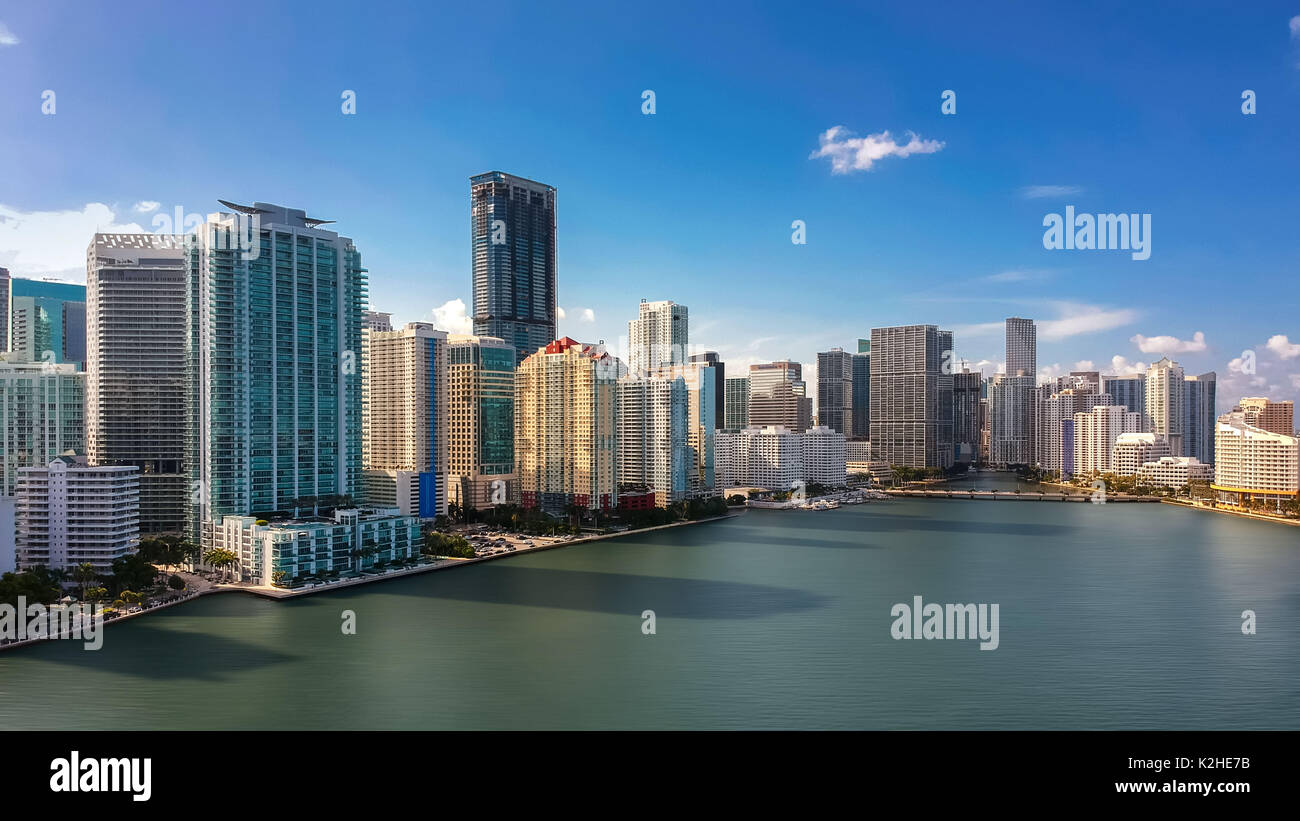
2, 489, 1297, 730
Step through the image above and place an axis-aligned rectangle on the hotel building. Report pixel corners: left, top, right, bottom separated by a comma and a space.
1110, 432, 1172, 476
1212, 411, 1299, 510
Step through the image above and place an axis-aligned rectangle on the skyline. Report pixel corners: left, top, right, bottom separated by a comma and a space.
1, 1, 1298, 409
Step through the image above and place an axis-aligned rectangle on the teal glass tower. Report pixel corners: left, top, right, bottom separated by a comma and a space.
186, 202, 366, 534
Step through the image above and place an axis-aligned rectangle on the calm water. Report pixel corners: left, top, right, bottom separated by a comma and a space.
2, 490, 1297, 730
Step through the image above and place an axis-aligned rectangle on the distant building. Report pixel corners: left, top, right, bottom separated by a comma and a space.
445, 334, 516, 511
1236, 397, 1294, 436
716, 425, 846, 491
990, 372, 1035, 466
0, 267, 8, 352
1073, 404, 1142, 475
514, 337, 617, 516
628, 299, 688, 375
1111, 432, 1172, 476
723, 376, 750, 431
749, 361, 812, 432
1145, 358, 1186, 456
0, 361, 84, 496
1184, 372, 1217, 465
16, 456, 139, 573
816, 348, 855, 436
953, 369, 983, 465
851, 342, 870, 440
1037, 389, 1109, 476
617, 374, 688, 505
689, 351, 725, 434
1213, 411, 1299, 510
1100, 374, 1145, 418
8, 277, 87, 367
649, 362, 716, 493
868, 325, 954, 469
1137, 456, 1212, 488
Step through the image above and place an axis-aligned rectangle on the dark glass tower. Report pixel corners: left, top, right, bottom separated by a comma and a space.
471, 172, 557, 365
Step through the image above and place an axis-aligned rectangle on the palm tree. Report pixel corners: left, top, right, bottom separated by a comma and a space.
72, 563, 97, 601
202, 548, 239, 583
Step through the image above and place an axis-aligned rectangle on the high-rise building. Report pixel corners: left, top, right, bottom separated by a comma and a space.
1100, 374, 1146, 418
15, 455, 139, 573
186, 202, 366, 534
1145, 357, 1186, 456
991, 372, 1035, 466
1005, 317, 1036, 381
953, 369, 983, 465
816, 348, 854, 436
1213, 410, 1299, 510
715, 425, 846, 490
1073, 404, 1143, 475
0, 361, 84, 496
868, 325, 954, 469
749, 361, 812, 432
688, 351, 725, 432
85, 234, 188, 535
650, 362, 716, 494
1184, 372, 1217, 465
1236, 397, 1294, 436
514, 337, 617, 516
363, 311, 392, 334
724, 376, 750, 431
363, 323, 448, 518
8, 278, 86, 367
1111, 432, 1172, 476
0, 267, 9, 352
446, 334, 516, 510
471, 172, 557, 365
1037, 389, 1110, 476
1051, 371, 1100, 394
617, 374, 688, 505
851, 341, 870, 441
628, 299, 688, 375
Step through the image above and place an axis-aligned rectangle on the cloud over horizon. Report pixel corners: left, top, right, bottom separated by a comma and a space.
810, 127, 944, 174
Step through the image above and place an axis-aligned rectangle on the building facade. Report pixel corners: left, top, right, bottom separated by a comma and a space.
1073, 404, 1143, 475
688, 351, 725, 433
628, 299, 688, 375
715, 425, 846, 490
1136, 456, 1212, 488
749, 361, 812, 432
1212, 411, 1299, 510
617, 375, 688, 505
869, 325, 954, 469
7, 278, 87, 367
1100, 374, 1145, 418
1184, 372, 1217, 465
724, 376, 750, 431
446, 334, 515, 511
1111, 432, 1172, 476
1237, 397, 1294, 436
816, 347, 854, 437
1145, 358, 1186, 456
15, 456, 139, 573
953, 369, 982, 465
851, 342, 870, 441
0, 361, 84, 496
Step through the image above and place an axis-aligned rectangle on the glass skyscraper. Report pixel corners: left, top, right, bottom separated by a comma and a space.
8, 277, 87, 367
186, 202, 366, 534
471, 171, 557, 365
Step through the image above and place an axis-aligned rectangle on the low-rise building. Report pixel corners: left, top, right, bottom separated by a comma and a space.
1136, 456, 1212, 488
716, 425, 846, 490
1110, 432, 1171, 476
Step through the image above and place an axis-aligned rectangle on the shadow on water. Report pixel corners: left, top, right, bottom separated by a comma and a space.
737, 508, 1078, 539
0, 621, 298, 680
325, 564, 830, 619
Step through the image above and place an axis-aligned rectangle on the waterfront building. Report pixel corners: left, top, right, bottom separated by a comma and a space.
470, 172, 557, 365
716, 425, 846, 490
990, 371, 1035, 466
617, 374, 688, 505
186, 201, 366, 535
1136, 456, 1213, 488
650, 362, 716, 493
802, 425, 848, 486
1110, 432, 1172, 476
628, 299, 688, 375
0, 360, 84, 496
85, 234, 188, 534
1100, 374, 1146, 418
816, 347, 855, 437
1184, 372, 1217, 465
1236, 397, 1294, 436
868, 325, 954, 469
1212, 411, 1300, 510
7, 277, 87, 367
15, 455, 138, 573
851, 342, 870, 440
445, 334, 515, 511
1145, 357, 1186, 456
724, 376, 750, 431
953, 369, 983, 465
514, 337, 618, 516
1037, 389, 1109, 476
202, 508, 421, 588
689, 351, 725, 432
364, 323, 448, 518
1073, 404, 1143, 475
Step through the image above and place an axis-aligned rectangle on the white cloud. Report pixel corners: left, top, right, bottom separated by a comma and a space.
971, 359, 1004, 377
0, 202, 146, 282
1038, 302, 1139, 340
0, 23, 18, 46
1073, 360, 1095, 371
1291, 15, 1300, 39
984, 269, 1050, 283
810, 126, 943, 174
132, 201, 160, 213
1019, 185, 1083, 199
580, 308, 596, 323
1130, 330, 1207, 355
556, 307, 566, 320
430, 298, 472, 334
1038, 363, 1064, 384
1265, 334, 1300, 359
1106, 355, 1148, 375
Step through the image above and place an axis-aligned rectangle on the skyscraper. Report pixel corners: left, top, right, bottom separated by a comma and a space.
446, 334, 516, 510
724, 376, 750, 431
0, 267, 9, 352
1236, 397, 1294, 436
649, 362, 716, 493
364, 323, 448, 518
688, 351, 725, 431
994, 317, 1037, 466
8, 278, 87, 367
1184, 372, 1217, 465
0, 361, 84, 496
1100, 374, 1146, 418
1073, 404, 1143, 475
628, 299, 688, 375
617, 373, 689, 505
816, 348, 854, 436
749, 361, 812, 432
953, 369, 983, 465
1005, 317, 1036, 379
187, 202, 366, 533
514, 337, 617, 516
851, 341, 870, 441
86, 234, 188, 534
1145, 357, 1186, 456
1037, 388, 1110, 475
471, 172, 557, 366
869, 325, 954, 469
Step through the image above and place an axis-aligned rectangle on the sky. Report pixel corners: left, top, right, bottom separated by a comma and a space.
1, 0, 1298, 411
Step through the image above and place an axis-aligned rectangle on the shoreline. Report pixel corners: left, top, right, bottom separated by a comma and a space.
0, 511, 742, 652
1159, 498, 1300, 527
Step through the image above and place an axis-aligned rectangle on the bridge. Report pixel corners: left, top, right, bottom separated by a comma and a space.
886, 489, 1160, 502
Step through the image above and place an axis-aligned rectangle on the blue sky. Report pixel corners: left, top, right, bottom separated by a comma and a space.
1, 0, 1298, 408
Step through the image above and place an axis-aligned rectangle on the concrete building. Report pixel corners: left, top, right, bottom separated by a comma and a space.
0, 360, 84, 496
0, 267, 8, 352
1136, 456, 1212, 488
363, 323, 448, 518
0, 496, 13, 574
724, 376, 750, 431
749, 361, 812, 432
186, 201, 366, 536
868, 325, 954, 469
715, 425, 846, 490
1236, 397, 1294, 436
1100, 374, 1146, 418
202, 508, 421, 588
689, 351, 725, 434
1073, 404, 1143, 475
15, 456, 139, 573
85, 234, 188, 535
445, 334, 515, 511
816, 348, 855, 437
514, 337, 618, 516
628, 299, 688, 375
1212, 411, 1299, 510
617, 374, 688, 505
649, 362, 716, 494
471, 172, 557, 365
1004, 317, 1036, 382
1184, 372, 1217, 465
1110, 432, 1172, 476
1145, 358, 1186, 456
990, 372, 1035, 466
1037, 389, 1109, 476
